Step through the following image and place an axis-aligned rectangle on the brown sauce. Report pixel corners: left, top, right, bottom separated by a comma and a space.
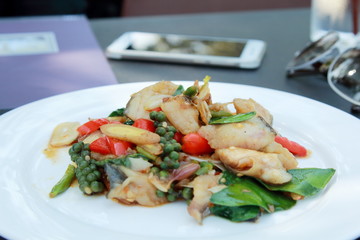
43, 145, 58, 161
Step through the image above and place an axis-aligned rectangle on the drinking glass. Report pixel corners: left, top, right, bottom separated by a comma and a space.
311, 0, 360, 41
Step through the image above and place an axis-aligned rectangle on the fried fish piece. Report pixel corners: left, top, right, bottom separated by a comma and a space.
198, 117, 276, 150
161, 95, 201, 135
216, 147, 292, 184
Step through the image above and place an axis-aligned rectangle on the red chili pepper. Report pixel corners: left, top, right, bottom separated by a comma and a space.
77, 118, 110, 136
106, 137, 133, 156
89, 136, 111, 155
181, 132, 213, 155
93, 118, 110, 125
133, 118, 156, 132
275, 135, 307, 157
89, 136, 133, 156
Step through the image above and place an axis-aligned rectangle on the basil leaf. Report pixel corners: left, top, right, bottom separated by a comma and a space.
210, 205, 260, 222
259, 168, 335, 197
210, 177, 296, 212
209, 111, 256, 125
220, 170, 242, 185
108, 108, 125, 117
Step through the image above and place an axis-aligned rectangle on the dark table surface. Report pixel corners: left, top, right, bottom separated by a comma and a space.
1, 7, 359, 240
90, 8, 360, 119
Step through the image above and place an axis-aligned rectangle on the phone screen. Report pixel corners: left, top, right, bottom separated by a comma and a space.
126, 32, 246, 57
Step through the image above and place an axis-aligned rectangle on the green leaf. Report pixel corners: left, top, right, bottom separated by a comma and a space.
209, 111, 256, 125
259, 168, 336, 197
108, 108, 125, 117
220, 170, 242, 185
210, 177, 296, 212
210, 205, 260, 222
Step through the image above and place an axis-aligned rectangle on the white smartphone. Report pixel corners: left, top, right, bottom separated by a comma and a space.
106, 32, 266, 69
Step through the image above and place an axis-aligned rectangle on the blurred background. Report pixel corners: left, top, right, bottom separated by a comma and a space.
0, 0, 310, 18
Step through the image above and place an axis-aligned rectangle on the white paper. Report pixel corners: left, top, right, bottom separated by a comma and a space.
0, 32, 59, 56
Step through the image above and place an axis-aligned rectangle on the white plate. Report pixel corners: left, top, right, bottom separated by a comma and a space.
0, 81, 360, 240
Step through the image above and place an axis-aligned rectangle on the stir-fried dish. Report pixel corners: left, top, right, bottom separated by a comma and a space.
47, 77, 335, 224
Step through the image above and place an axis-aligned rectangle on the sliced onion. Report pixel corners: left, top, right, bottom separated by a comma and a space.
148, 163, 200, 192
171, 163, 200, 181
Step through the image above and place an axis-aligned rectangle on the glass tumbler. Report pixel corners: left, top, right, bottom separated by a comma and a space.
310, 0, 360, 41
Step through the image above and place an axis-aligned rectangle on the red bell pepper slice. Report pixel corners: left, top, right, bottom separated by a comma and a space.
275, 135, 307, 157
133, 119, 156, 132
90, 136, 133, 156
89, 136, 112, 155
181, 132, 213, 155
106, 137, 133, 156
77, 118, 110, 136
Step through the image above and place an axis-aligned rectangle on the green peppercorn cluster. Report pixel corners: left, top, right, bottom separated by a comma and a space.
154, 184, 193, 203
181, 187, 193, 202
147, 166, 178, 201
195, 162, 214, 175
69, 142, 105, 195
155, 188, 179, 202
150, 166, 169, 179
149, 111, 182, 170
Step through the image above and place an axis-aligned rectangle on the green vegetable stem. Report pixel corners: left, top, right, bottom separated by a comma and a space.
209, 111, 256, 125
49, 164, 76, 198
173, 85, 185, 96
136, 146, 157, 161
183, 85, 198, 98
